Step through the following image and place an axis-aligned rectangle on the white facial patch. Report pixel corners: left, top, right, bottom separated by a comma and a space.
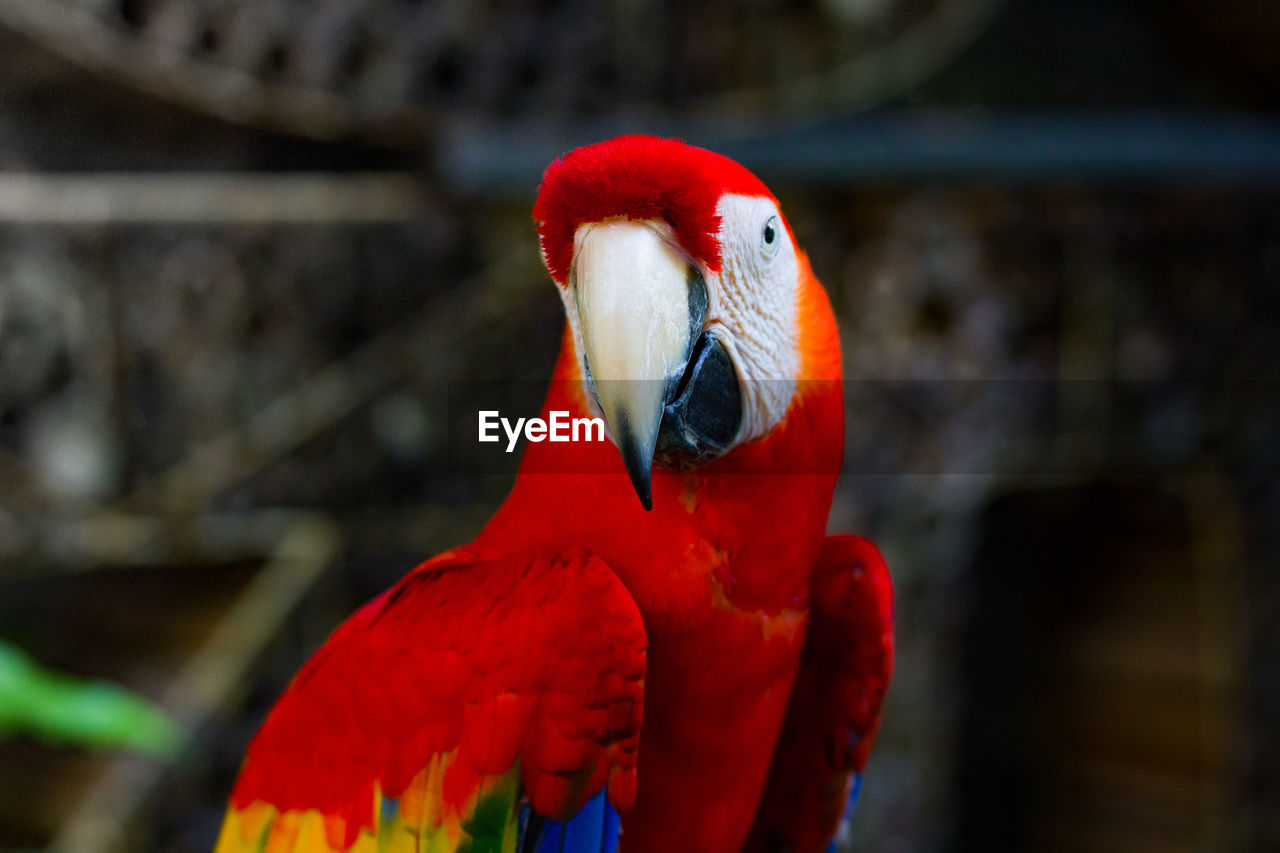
705, 194, 800, 443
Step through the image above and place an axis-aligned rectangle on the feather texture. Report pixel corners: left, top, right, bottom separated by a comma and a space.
742, 535, 894, 853
215, 548, 646, 853
522, 789, 619, 853
533, 135, 774, 283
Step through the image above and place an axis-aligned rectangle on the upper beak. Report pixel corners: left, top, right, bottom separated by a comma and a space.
573, 220, 701, 511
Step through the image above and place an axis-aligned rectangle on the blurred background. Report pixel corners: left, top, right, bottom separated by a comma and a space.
0, 0, 1277, 851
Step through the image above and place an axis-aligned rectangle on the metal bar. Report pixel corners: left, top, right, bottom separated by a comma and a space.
439, 111, 1280, 193
0, 172, 422, 223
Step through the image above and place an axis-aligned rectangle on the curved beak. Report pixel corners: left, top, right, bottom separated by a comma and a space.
573, 220, 700, 511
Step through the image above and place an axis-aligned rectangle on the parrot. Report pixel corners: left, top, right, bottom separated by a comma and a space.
214, 135, 893, 853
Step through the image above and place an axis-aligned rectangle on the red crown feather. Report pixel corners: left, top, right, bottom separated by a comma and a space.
533, 135, 774, 283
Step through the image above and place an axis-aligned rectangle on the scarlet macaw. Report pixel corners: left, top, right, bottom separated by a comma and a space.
214, 136, 893, 853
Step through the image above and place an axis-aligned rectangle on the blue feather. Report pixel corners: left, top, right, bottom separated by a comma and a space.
519, 789, 619, 853
846, 772, 863, 816
825, 773, 863, 853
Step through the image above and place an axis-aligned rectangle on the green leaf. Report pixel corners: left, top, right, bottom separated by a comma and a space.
0, 639, 183, 760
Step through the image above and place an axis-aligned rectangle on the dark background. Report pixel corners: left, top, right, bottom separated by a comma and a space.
0, 1, 1277, 851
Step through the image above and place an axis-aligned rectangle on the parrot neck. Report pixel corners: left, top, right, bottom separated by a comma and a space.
474, 275, 843, 851
476, 305, 844, 629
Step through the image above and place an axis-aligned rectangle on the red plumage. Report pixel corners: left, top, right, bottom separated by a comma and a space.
229, 549, 646, 848
743, 535, 895, 852
216, 136, 892, 853
533, 135, 774, 282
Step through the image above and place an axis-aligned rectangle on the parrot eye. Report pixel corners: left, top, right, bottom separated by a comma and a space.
761, 216, 780, 258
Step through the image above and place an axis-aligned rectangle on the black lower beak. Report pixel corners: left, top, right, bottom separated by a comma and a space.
654, 331, 742, 470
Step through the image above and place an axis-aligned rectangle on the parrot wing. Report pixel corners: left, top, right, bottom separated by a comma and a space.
214, 547, 646, 853
743, 535, 894, 853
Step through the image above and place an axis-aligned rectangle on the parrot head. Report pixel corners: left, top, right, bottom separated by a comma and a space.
534, 135, 825, 511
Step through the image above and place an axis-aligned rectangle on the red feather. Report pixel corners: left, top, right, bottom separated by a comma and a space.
533, 135, 774, 283
742, 535, 895, 853
228, 548, 646, 849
